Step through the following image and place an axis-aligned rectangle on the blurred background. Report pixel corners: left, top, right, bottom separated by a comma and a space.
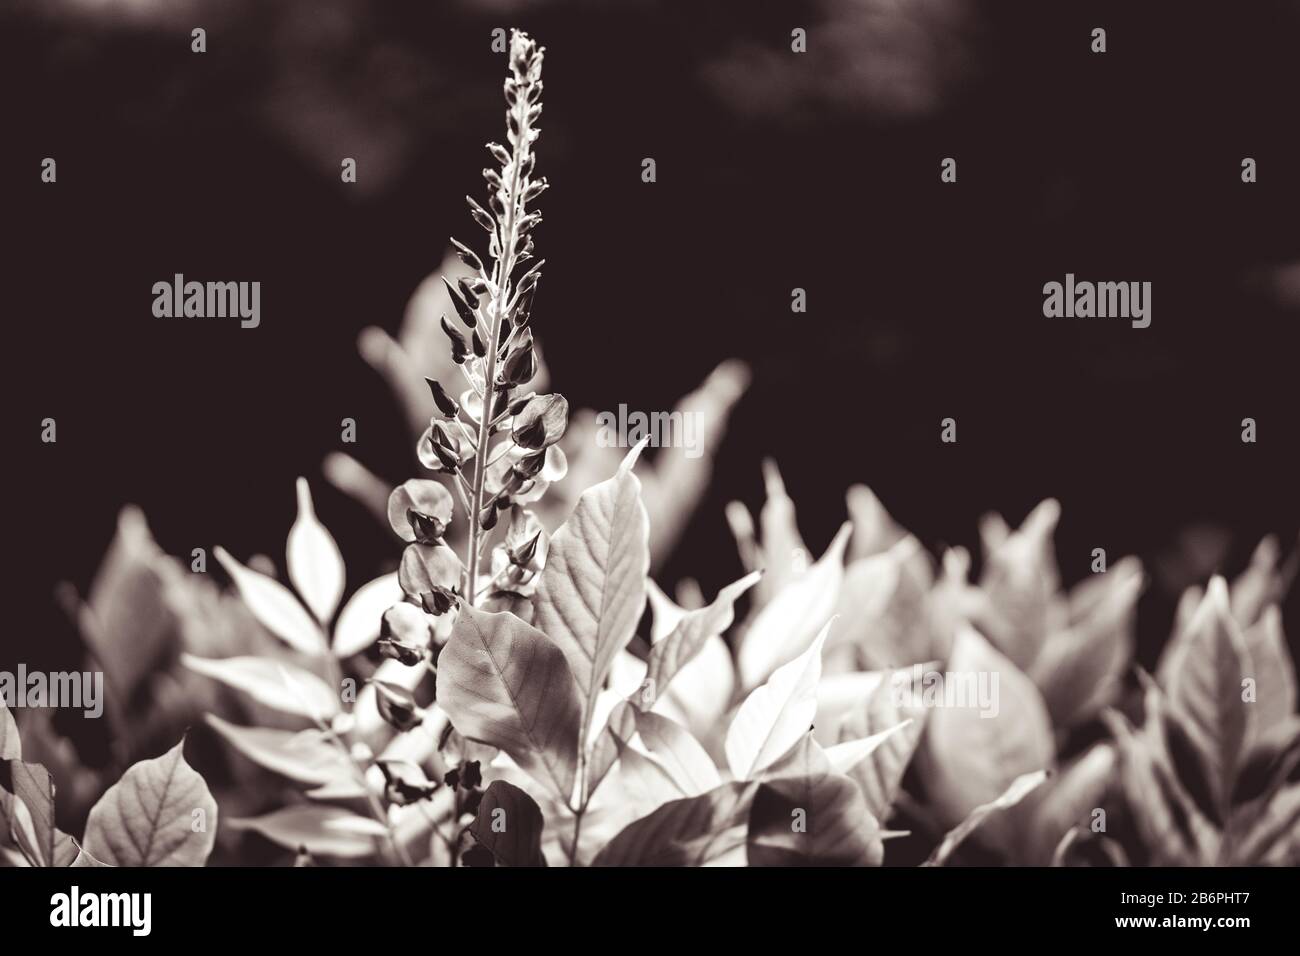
5, 0, 1299, 719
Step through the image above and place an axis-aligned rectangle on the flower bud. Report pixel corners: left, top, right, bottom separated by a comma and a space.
442, 278, 478, 328
450, 237, 483, 272
510, 393, 569, 450
466, 195, 495, 233
425, 378, 460, 418
471, 327, 488, 358
500, 339, 537, 387
487, 142, 511, 166
440, 316, 469, 364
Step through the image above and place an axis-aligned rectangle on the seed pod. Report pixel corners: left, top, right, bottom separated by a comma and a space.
487, 142, 511, 165
466, 195, 495, 233
450, 237, 483, 272
442, 278, 478, 328
440, 315, 469, 363
511, 287, 535, 328
425, 378, 460, 418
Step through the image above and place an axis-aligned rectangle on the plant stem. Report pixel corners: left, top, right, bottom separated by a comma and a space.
465, 95, 530, 607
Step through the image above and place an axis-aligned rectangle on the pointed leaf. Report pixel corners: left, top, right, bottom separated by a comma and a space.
533, 446, 650, 731
215, 546, 326, 656
0, 761, 54, 866
0, 701, 18, 760
436, 606, 582, 802
204, 714, 354, 787
736, 523, 850, 690
230, 805, 387, 860
923, 770, 1047, 866
1242, 605, 1296, 746
837, 670, 929, 818
726, 622, 831, 780
288, 478, 346, 624
84, 740, 217, 866
592, 780, 755, 867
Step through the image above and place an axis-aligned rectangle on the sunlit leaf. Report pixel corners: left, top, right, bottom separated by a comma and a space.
182, 654, 339, 721
230, 805, 387, 860
84, 740, 217, 866
592, 780, 755, 867
215, 546, 326, 656
287, 478, 346, 624
836, 670, 928, 819
0, 701, 18, 760
204, 714, 354, 787
332, 572, 403, 658
923, 770, 1046, 866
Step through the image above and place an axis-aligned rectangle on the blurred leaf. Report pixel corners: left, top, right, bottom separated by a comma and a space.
979, 500, 1060, 671
332, 572, 403, 658
736, 522, 851, 690
230, 805, 387, 860
923, 770, 1047, 866
0, 701, 18, 760
84, 741, 216, 866
919, 627, 1054, 830
182, 654, 339, 721
287, 478, 346, 624
1241, 606, 1296, 747
205, 714, 354, 787
0, 760, 54, 866
436, 606, 582, 803
726, 622, 830, 781
470, 781, 547, 867
533, 444, 650, 734
1164, 578, 1254, 811
1023, 743, 1115, 865
215, 546, 326, 656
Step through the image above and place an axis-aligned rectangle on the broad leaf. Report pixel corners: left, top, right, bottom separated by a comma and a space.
736, 522, 850, 691
0, 760, 55, 866
470, 781, 547, 866
533, 444, 650, 735
918, 627, 1054, 829
1241, 605, 1296, 746
215, 546, 326, 656
182, 654, 339, 721
726, 622, 831, 781
978, 499, 1060, 671
592, 780, 756, 866
287, 478, 346, 624
332, 572, 403, 657
436, 606, 582, 803
84, 741, 217, 866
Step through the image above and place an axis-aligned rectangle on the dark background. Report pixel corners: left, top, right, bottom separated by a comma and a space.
4, 0, 1299, 673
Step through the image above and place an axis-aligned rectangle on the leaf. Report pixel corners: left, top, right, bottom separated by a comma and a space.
204, 714, 355, 787
182, 654, 339, 721
1241, 605, 1296, 746
830, 538, 933, 669
1165, 577, 1254, 810
215, 546, 326, 656
592, 781, 756, 866
640, 571, 760, 708
436, 606, 582, 803
923, 770, 1047, 866
1022, 743, 1116, 865
736, 522, 851, 691
608, 706, 721, 797
978, 499, 1060, 671
725, 621, 831, 781
470, 781, 547, 866
0, 700, 18, 760
533, 444, 650, 733
824, 721, 912, 776
918, 627, 1054, 829
1029, 558, 1141, 727
837, 670, 929, 819
332, 572, 403, 658
748, 756, 882, 867
287, 478, 346, 624
0, 761, 55, 866
84, 740, 217, 866
229, 805, 387, 860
